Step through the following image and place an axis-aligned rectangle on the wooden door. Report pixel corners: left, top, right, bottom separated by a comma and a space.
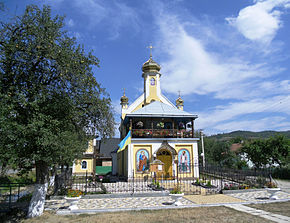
157, 150, 172, 179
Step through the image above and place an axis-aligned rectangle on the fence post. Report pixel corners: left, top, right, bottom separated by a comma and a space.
132, 169, 134, 194
85, 171, 88, 195
18, 183, 20, 201
9, 185, 12, 210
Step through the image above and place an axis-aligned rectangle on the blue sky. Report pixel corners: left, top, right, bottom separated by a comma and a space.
2, 0, 290, 136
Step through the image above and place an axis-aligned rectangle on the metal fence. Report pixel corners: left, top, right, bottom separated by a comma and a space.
200, 163, 271, 189
54, 164, 271, 196
0, 183, 32, 212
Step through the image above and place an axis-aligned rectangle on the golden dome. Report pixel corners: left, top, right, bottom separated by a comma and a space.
120, 89, 128, 105
120, 95, 128, 104
176, 97, 184, 106
142, 57, 161, 73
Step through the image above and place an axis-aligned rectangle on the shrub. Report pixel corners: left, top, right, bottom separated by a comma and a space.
67, 189, 83, 197
266, 181, 277, 188
170, 185, 182, 194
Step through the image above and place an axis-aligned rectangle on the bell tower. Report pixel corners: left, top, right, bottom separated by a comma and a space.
142, 45, 162, 105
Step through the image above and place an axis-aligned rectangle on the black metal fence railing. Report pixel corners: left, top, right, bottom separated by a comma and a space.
0, 183, 32, 213
54, 164, 271, 196
200, 163, 271, 190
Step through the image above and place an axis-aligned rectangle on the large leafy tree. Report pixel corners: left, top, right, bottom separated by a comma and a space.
199, 137, 238, 168
0, 5, 114, 217
242, 135, 289, 168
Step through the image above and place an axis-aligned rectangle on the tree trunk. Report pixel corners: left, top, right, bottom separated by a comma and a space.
27, 160, 49, 218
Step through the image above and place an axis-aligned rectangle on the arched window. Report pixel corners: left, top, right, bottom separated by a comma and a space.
81, 160, 87, 169
150, 77, 155, 86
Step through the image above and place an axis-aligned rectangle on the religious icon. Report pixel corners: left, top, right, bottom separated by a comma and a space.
150, 77, 155, 86
178, 149, 190, 172
136, 149, 149, 172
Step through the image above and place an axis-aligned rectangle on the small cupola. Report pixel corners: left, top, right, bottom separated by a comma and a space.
120, 89, 129, 109
176, 91, 184, 110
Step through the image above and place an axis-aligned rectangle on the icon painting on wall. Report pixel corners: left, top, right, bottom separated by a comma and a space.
178, 149, 190, 172
136, 149, 149, 172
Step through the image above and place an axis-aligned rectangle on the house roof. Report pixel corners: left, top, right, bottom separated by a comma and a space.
98, 138, 120, 158
126, 101, 198, 119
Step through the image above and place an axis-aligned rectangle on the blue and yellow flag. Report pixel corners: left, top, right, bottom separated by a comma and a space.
117, 130, 131, 153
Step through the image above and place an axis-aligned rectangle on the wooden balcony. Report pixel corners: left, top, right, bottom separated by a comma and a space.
132, 129, 195, 138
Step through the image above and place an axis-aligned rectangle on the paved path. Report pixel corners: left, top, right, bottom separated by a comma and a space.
78, 196, 193, 209
44, 189, 290, 221
226, 190, 290, 201
276, 179, 290, 194
225, 204, 290, 223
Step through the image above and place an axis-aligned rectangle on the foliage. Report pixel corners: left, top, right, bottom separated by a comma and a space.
67, 189, 83, 197
194, 178, 201, 186
223, 183, 239, 190
206, 180, 212, 187
265, 182, 277, 188
0, 172, 35, 184
170, 185, 182, 194
209, 130, 290, 140
0, 5, 115, 182
17, 193, 33, 202
199, 137, 236, 168
242, 135, 289, 168
271, 167, 290, 180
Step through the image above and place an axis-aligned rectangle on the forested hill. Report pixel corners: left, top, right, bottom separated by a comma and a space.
208, 130, 290, 140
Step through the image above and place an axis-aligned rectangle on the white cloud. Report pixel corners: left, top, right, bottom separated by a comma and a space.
196, 95, 290, 130
155, 14, 280, 99
213, 116, 290, 132
226, 0, 290, 44
153, 4, 289, 134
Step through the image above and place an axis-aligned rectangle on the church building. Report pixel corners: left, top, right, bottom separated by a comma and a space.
112, 50, 200, 179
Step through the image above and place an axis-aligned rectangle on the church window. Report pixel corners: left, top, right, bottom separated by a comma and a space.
81, 160, 87, 169
150, 78, 155, 86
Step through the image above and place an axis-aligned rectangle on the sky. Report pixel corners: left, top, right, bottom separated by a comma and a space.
1, 0, 290, 136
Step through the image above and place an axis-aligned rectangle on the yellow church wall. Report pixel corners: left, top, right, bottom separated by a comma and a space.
131, 76, 161, 113
175, 144, 194, 177
117, 147, 128, 177
86, 140, 94, 153
74, 159, 94, 175
133, 144, 152, 177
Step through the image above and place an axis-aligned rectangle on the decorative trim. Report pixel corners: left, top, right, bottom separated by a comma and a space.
154, 141, 177, 155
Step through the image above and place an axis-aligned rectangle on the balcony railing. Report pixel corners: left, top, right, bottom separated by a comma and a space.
132, 129, 195, 138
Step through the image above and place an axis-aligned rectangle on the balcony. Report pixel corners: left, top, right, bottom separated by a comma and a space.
132, 129, 195, 138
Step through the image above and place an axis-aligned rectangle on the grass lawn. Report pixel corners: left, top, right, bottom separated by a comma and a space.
2, 206, 273, 223
247, 201, 290, 217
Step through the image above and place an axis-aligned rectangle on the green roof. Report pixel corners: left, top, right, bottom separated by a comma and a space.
95, 166, 112, 175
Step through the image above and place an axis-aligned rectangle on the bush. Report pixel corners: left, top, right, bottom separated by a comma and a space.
67, 189, 83, 197
17, 193, 32, 202
0, 172, 35, 184
170, 185, 182, 194
271, 168, 290, 180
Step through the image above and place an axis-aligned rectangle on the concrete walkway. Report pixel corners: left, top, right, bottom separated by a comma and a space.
225, 204, 290, 223
276, 179, 290, 193
44, 189, 290, 222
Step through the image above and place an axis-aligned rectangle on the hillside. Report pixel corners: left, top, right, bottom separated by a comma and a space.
208, 130, 290, 140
